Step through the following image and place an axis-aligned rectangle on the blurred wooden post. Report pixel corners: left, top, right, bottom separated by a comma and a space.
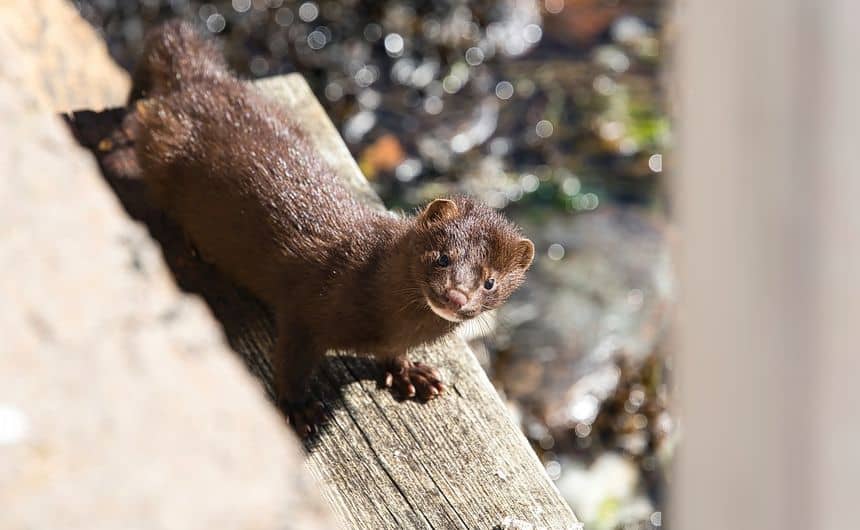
674, 1, 860, 529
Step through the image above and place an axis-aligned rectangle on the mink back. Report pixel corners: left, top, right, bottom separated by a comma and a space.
132, 21, 400, 308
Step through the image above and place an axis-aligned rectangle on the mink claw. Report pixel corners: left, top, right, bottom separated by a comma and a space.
279, 398, 327, 439
383, 359, 445, 402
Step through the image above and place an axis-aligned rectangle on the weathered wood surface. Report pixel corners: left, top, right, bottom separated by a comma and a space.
67, 74, 579, 530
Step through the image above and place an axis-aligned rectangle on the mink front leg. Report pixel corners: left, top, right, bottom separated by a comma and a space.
271, 324, 326, 437
382, 355, 444, 402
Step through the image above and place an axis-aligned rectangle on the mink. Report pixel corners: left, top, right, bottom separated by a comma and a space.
130, 21, 535, 436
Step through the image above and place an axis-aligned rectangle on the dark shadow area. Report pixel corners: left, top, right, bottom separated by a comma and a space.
63, 108, 380, 449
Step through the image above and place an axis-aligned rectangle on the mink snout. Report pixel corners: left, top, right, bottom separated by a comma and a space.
443, 289, 469, 310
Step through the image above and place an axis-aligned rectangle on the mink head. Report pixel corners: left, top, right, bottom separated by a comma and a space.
409, 197, 535, 323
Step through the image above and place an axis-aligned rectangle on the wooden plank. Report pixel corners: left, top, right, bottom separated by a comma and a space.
67, 73, 579, 530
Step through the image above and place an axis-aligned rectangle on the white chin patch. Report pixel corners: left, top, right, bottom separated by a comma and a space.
426, 298, 463, 323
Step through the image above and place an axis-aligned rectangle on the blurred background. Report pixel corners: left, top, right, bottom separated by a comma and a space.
74, 1, 674, 528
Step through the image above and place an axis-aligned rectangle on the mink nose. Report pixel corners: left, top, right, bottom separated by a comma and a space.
445, 289, 468, 309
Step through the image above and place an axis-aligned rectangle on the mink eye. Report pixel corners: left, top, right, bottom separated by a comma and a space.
436, 254, 450, 267
484, 278, 495, 290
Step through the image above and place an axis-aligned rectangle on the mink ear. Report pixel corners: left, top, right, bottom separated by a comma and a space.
514, 239, 535, 270
420, 199, 459, 225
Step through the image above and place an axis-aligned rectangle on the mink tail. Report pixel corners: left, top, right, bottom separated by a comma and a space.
128, 20, 229, 104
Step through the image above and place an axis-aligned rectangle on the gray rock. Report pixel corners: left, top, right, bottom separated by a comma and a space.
0, 0, 130, 112
0, 9, 336, 530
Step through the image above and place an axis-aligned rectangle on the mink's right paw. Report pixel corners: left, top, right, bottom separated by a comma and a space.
279, 398, 327, 438
383, 359, 445, 402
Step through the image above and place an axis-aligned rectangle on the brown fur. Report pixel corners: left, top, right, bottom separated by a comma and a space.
131, 21, 534, 430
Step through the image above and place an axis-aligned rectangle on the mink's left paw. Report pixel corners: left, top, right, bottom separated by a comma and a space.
383, 358, 444, 402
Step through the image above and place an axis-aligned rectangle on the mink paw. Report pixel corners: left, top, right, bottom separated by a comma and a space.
383, 359, 444, 402
279, 399, 327, 438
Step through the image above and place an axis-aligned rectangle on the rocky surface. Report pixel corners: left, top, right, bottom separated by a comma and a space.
0, 0, 130, 112
0, 5, 335, 530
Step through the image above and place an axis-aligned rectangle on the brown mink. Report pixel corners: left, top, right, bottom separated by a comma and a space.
130, 21, 535, 436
